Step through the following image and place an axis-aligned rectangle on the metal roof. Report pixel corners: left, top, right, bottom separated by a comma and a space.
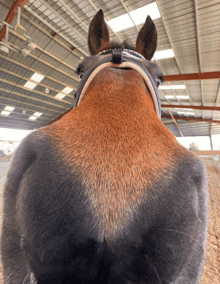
0, 0, 220, 137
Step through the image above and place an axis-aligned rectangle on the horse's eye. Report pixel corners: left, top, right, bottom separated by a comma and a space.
77, 64, 85, 80
155, 75, 163, 87
79, 72, 84, 80
156, 78, 162, 86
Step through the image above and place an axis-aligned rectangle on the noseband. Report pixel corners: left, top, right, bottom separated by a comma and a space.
73, 49, 161, 119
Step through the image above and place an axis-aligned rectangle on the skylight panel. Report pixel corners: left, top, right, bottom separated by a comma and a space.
165, 95, 175, 99
4, 106, 15, 111
29, 116, 38, 121
107, 14, 134, 32
176, 95, 189, 100
62, 87, 73, 94
107, 2, 161, 32
154, 49, 175, 60
55, 93, 66, 100
24, 81, 37, 90
177, 111, 185, 115
33, 112, 42, 117
30, 72, 44, 83
159, 85, 186, 90
1, 110, 10, 116
28, 112, 43, 121
130, 2, 160, 25
185, 111, 195, 116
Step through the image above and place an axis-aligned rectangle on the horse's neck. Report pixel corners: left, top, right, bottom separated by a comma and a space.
50, 68, 181, 154
78, 68, 157, 125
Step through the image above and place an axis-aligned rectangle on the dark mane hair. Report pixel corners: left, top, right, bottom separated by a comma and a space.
104, 41, 135, 51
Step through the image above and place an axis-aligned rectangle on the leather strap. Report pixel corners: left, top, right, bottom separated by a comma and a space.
112, 49, 123, 64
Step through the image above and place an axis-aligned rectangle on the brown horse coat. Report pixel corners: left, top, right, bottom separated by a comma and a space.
1, 10, 208, 284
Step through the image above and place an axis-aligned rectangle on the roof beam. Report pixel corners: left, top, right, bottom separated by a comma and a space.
24, 4, 88, 57
39, 0, 87, 41
0, 109, 48, 122
210, 123, 213, 151
9, 41, 79, 83
164, 72, 220, 81
0, 78, 72, 107
162, 115, 220, 124
0, 86, 67, 111
0, 0, 30, 40
167, 109, 183, 137
0, 103, 55, 118
0, 95, 62, 114
9, 29, 78, 75
161, 104, 220, 111
193, 0, 204, 106
0, 54, 76, 92
0, 115, 46, 128
0, 67, 74, 101
21, 13, 79, 58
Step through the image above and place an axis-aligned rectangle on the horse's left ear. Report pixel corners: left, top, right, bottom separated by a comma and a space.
136, 16, 157, 60
88, 9, 110, 55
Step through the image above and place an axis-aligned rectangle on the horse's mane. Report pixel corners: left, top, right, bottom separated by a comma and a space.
105, 41, 135, 51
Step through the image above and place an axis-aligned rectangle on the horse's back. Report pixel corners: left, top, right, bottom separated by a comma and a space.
1, 112, 208, 283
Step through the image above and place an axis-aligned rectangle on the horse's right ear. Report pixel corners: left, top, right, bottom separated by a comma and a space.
136, 16, 157, 60
88, 9, 110, 55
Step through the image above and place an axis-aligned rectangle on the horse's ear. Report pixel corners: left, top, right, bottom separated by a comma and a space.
136, 16, 157, 60
88, 9, 110, 55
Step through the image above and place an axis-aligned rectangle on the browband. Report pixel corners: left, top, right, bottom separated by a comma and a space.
73, 49, 161, 119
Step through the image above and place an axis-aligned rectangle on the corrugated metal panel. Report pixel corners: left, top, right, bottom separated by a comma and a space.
202, 80, 219, 104
198, 1, 220, 72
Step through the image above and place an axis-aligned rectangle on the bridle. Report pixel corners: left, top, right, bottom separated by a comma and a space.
72, 49, 161, 119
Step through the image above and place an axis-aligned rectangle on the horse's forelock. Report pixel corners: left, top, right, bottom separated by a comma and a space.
104, 41, 135, 52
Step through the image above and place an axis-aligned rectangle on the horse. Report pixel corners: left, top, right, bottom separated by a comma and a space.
1, 9, 209, 284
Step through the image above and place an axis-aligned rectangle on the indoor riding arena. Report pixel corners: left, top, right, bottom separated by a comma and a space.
0, 0, 220, 284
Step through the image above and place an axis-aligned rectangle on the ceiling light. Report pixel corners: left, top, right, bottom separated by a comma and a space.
176, 95, 189, 100
45, 88, 50, 94
27, 42, 37, 51
55, 93, 66, 100
107, 14, 134, 32
185, 112, 194, 115
62, 87, 73, 94
21, 48, 31, 57
4, 106, 15, 111
1, 110, 10, 116
154, 49, 175, 60
159, 85, 186, 90
24, 81, 37, 90
165, 95, 175, 99
30, 72, 44, 83
33, 112, 42, 117
29, 116, 37, 121
0, 45, 9, 53
130, 2, 160, 25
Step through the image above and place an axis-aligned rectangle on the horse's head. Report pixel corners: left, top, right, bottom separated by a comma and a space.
75, 9, 163, 119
